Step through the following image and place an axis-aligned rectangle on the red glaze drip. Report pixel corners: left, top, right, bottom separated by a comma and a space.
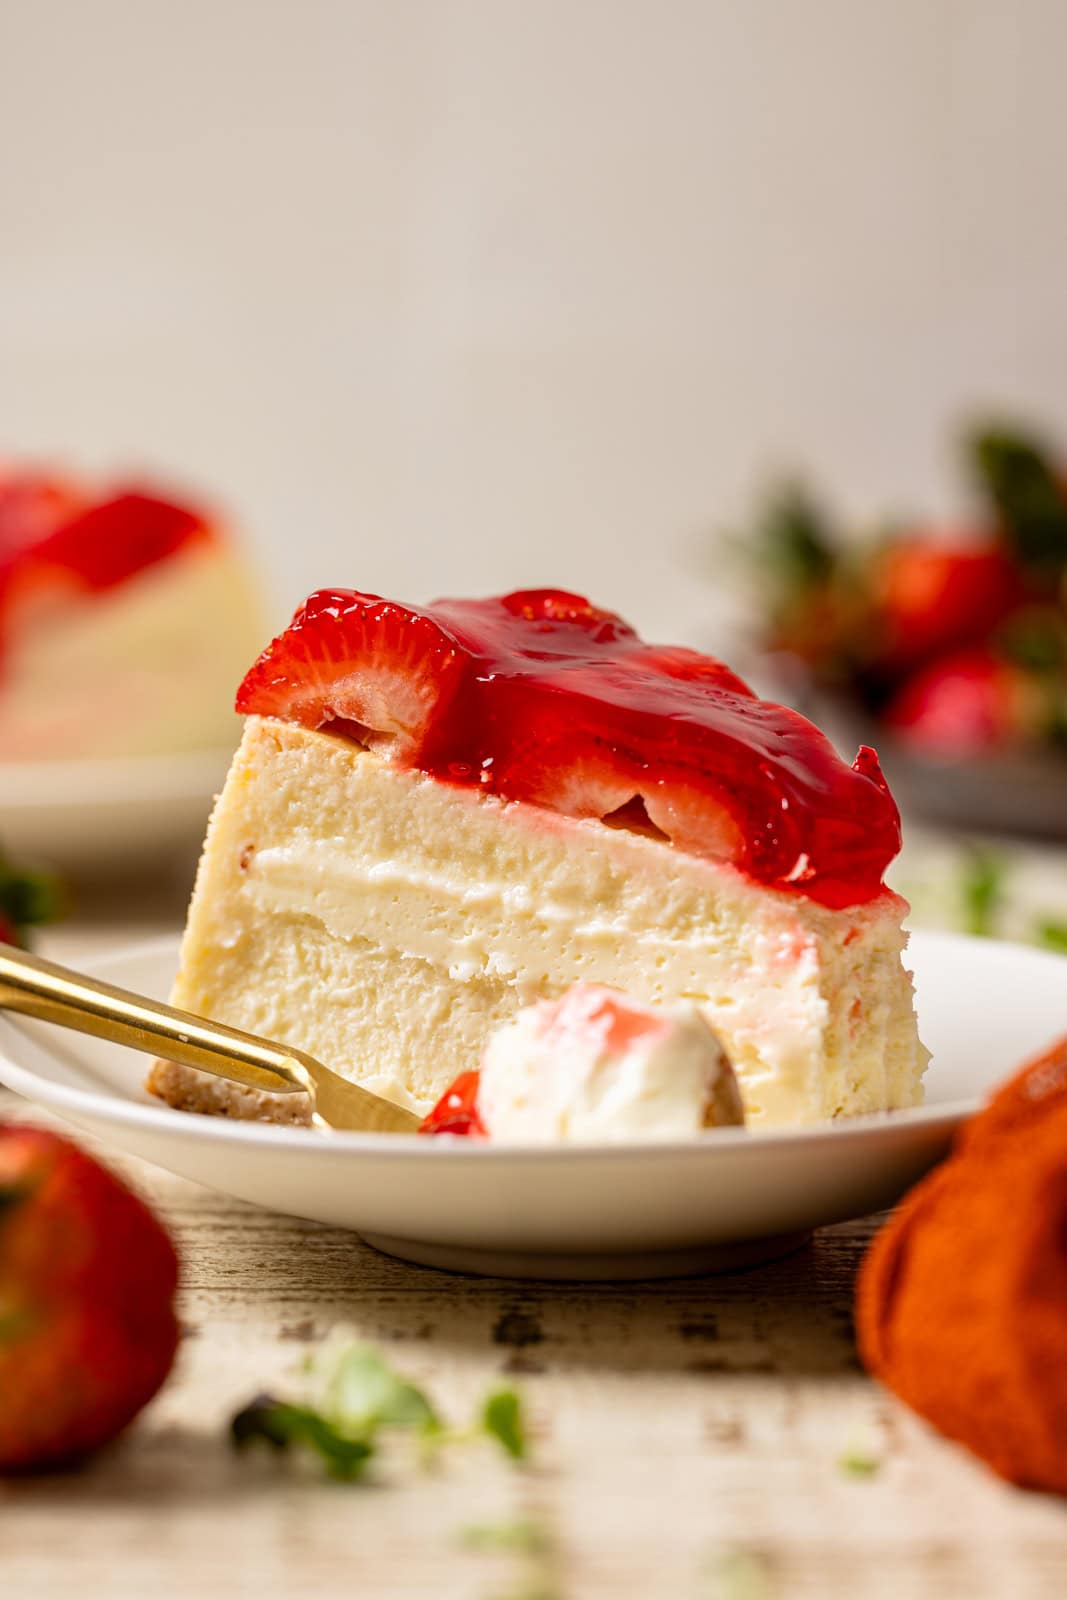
0, 474, 214, 657
237, 587, 903, 907
419, 1070, 485, 1138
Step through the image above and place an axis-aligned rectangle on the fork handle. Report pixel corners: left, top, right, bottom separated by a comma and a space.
0, 943, 308, 1098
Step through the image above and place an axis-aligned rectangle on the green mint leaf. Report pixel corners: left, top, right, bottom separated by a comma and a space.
230, 1393, 375, 1480
967, 423, 1067, 567
482, 1387, 528, 1461
1035, 919, 1067, 954
838, 1447, 882, 1478
959, 847, 1006, 938
231, 1345, 529, 1484
325, 1343, 440, 1434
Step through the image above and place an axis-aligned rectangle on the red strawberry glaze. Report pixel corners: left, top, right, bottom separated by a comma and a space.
0, 471, 85, 555
237, 587, 903, 908
0, 475, 214, 658
419, 1071, 485, 1138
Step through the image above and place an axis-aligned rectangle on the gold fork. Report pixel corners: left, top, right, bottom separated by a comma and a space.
0, 943, 422, 1135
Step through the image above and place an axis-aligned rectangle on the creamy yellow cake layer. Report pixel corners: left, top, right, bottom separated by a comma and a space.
150, 717, 928, 1126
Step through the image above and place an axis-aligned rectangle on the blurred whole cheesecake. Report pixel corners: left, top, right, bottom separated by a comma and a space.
149, 586, 928, 1129
0, 465, 264, 761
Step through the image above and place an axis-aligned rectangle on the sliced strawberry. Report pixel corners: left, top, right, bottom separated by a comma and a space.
419, 1070, 485, 1137
501, 742, 643, 826
485, 727, 746, 864
236, 589, 467, 759
640, 777, 745, 863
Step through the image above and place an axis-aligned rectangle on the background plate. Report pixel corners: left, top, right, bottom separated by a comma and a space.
0, 749, 231, 873
0, 931, 1063, 1279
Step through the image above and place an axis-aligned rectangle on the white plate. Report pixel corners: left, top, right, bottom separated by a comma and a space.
0, 932, 1063, 1280
0, 750, 232, 872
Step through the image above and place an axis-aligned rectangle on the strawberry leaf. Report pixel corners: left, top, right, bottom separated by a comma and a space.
967, 424, 1067, 568
0, 852, 63, 946
753, 483, 839, 591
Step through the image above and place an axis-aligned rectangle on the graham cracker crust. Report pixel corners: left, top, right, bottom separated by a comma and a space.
146, 1058, 312, 1125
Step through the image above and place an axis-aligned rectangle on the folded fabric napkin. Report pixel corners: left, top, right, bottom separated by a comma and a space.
857, 1035, 1067, 1494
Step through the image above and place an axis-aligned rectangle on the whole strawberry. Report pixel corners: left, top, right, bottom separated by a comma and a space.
884, 646, 1037, 756
870, 535, 1023, 677
0, 1124, 180, 1470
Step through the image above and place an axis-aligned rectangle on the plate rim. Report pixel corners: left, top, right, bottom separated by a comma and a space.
4, 927, 1052, 1163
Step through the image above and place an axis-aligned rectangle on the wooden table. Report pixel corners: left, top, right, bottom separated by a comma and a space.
3, 903, 1066, 1598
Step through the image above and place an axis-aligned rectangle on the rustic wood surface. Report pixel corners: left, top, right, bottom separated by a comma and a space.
2, 890, 1066, 1599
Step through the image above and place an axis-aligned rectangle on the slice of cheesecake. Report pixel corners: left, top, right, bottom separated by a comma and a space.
149, 588, 927, 1128
0, 467, 264, 760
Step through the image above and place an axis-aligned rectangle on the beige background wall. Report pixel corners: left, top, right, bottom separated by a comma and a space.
2, 0, 1066, 644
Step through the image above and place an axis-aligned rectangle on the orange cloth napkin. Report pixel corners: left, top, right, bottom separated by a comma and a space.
857, 1036, 1067, 1494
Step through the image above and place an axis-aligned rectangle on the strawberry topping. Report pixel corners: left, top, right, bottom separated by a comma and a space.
0, 470, 215, 658
0, 471, 85, 556
23, 489, 212, 592
237, 587, 903, 906
419, 1070, 485, 1138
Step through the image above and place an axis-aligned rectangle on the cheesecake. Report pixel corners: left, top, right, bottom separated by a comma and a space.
149, 587, 927, 1129
0, 466, 264, 761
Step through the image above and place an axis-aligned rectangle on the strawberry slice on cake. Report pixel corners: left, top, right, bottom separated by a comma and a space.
150, 586, 927, 1129
0, 465, 264, 761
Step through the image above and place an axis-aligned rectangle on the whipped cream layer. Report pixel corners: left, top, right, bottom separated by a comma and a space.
160, 719, 928, 1125
0, 542, 263, 760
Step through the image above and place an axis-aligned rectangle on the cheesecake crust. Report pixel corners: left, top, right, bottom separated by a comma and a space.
147, 1057, 311, 1124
